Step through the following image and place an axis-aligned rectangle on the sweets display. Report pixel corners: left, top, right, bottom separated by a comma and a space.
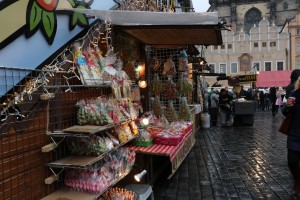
178, 97, 192, 121
164, 101, 178, 122
102, 187, 135, 200
76, 98, 138, 126
64, 148, 135, 194
149, 74, 165, 95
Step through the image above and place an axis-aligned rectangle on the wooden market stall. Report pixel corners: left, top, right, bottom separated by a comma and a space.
0, 9, 224, 200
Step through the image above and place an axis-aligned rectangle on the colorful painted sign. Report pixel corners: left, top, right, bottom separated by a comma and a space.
0, 0, 93, 49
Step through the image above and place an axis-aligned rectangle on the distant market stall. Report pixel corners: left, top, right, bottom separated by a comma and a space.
256, 70, 291, 87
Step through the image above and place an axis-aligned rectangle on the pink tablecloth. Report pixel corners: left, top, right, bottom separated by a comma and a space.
129, 129, 193, 161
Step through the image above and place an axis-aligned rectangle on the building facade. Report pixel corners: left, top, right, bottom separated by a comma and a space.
205, 18, 289, 86
204, 0, 300, 86
208, 0, 300, 34
289, 13, 300, 70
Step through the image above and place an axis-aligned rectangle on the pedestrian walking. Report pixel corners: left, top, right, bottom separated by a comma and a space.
219, 88, 233, 126
283, 76, 300, 195
275, 87, 284, 112
286, 69, 300, 98
208, 89, 219, 126
270, 87, 277, 116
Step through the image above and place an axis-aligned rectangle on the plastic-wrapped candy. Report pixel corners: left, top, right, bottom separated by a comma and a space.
115, 58, 132, 99
101, 49, 118, 82
73, 42, 95, 85
163, 77, 177, 100
178, 97, 192, 121
178, 50, 189, 72
162, 57, 176, 77
164, 101, 178, 122
111, 79, 122, 99
149, 74, 165, 95
177, 72, 193, 95
152, 96, 164, 117
84, 47, 102, 85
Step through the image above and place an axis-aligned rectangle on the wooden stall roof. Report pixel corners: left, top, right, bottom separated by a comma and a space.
120, 25, 222, 45
70, 9, 223, 46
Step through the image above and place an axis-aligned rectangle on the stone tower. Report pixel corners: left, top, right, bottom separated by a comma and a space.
208, 0, 300, 33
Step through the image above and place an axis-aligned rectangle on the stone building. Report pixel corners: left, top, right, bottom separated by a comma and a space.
204, 0, 299, 86
289, 13, 300, 69
208, 0, 300, 34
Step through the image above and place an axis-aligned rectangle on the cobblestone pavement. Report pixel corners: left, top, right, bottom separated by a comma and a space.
153, 111, 300, 200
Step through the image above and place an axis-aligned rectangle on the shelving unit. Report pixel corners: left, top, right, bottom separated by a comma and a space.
41, 171, 131, 200
47, 135, 136, 168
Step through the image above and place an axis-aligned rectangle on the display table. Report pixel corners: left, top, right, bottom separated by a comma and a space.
129, 128, 195, 180
233, 100, 256, 126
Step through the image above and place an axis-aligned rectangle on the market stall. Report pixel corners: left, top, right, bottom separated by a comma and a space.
256, 70, 292, 87
0, 7, 223, 200
218, 74, 257, 126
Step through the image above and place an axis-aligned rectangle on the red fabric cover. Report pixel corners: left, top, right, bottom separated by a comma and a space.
256, 70, 292, 87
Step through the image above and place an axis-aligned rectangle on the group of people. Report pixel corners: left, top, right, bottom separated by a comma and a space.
208, 86, 234, 127
207, 69, 300, 196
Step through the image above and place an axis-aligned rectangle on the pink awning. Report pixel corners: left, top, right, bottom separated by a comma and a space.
256, 70, 292, 87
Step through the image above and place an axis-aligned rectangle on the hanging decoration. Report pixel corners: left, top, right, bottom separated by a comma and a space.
0, 19, 119, 123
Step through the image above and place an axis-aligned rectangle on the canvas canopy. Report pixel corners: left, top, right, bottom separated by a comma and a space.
70, 9, 223, 46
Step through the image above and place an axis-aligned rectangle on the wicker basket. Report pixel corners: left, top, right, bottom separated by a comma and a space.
132, 138, 153, 147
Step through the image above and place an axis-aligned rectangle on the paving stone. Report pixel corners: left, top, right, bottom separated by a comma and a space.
153, 111, 297, 200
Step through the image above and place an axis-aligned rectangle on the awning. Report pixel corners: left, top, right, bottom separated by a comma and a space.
70, 9, 223, 46
256, 70, 292, 87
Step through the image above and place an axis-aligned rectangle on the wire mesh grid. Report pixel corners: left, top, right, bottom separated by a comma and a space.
147, 47, 192, 111
0, 65, 112, 199
0, 19, 116, 199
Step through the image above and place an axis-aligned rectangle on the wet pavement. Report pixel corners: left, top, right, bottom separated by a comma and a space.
153, 110, 300, 200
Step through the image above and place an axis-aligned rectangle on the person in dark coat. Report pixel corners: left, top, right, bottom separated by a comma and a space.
284, 76, 300, 195
269, 87, 277, 116
219, 88, 233, 126
286, 69, 300, 98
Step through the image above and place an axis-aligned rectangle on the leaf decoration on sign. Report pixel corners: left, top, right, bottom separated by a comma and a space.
41, 11, 57, 43
69, 5, 90, 30
28, 1, 43, 33
25, 0, 92, 45
26, 0, 58, 44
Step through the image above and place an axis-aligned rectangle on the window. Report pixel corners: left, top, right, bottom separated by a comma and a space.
277, 61, 283, 71
221, 44, 225, 49
253, 62, 260, 71
230, 63, 238, 74
254, 43, 258, 47
214, 45, 218, 49
265, 62, 271, 71
270, 42, 276, 47
220, 64, 227, 74
228, 44, 232, 49
297, 28, 300, 35
262, 42, 267, 47
297, 41, 300, 52
209, 64, 215, 73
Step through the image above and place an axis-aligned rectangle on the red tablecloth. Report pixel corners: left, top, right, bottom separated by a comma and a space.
129, 129, 193, 161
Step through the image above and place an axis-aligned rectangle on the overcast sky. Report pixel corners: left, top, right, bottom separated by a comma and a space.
192, 0, 210, 12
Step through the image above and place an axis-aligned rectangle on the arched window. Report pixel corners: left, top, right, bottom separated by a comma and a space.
244, 8, 262, 34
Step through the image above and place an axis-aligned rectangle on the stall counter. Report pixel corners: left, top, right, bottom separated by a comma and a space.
233, 100, 256, 126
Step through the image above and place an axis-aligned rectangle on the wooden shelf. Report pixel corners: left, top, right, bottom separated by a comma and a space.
47, 136, 136, 168
47, 119, 133, 137
41, 170, 131, 200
